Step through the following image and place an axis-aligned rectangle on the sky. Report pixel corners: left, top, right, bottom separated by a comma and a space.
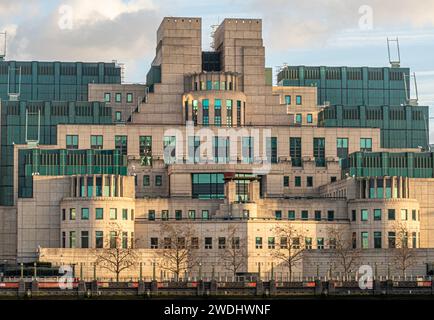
0, 0, 433, 142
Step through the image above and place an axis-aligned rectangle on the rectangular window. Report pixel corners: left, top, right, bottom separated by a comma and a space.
226, 99, 233, 127
90, 135, 103, 149
188, 210, 196, 220
104, 92, 111, 102
327, 210, 335, 221
150, 237, 158, 249
236, 100, 242, 126
288, 210, 295, 220
148, 210, 155, 221
122, 209, 128, 220
388, 232, 396, 248
110, 208, 117, 220
115, 111, 122, 122
162, 210, 169, 221
115, 93, 122, 103
81, 231, 89, 249
81, 208, 89, 220
62, 232, 66, 248
143, 175, 150, 186
307, 114, 313, 123
139, 136, 152, 165
412, 210, 417, 221
283, 176, 289, 187
202, 210, 210, 220
69, 208, 76, 220
374, 231, 382, 249
360, 138, 372, 152
352, 232, 357, 249
191, 237, 199, 249
255, 237, 263, 249
69, 231, 76, 248
295, 114, 302, 124
206, 80, 212, 90
388, 209, 395, 220
315, 210, 321, 221
155, 175, 162, 186
266, 137, 278, 164
285, 95, 291, 105
66, 135, 78, 149
336, 138, 349, 165
95, 231, 104, 248
401, 209, 408, 221
115, 135, 128, 156
62, 209, 66, 221
361, 232, 369, 249
301, 210, 308, 220
317, 238, 324, 250
295, 176, 301, 187
305, 238, 312, 249
361, 209, 369, 221
374, 209, 382, 221
275, 210, 282, 220
110, 231, 117, 248
122, 232, 128, 249
412, 232, 417, 248
175, 210, 182, 220
163, 238, 171, 249
218, 237, 226, 249
313, 137, 326, 167
296, 95, 302, 105
242, 137, 254, 164
214, 99, 221, 126
95, 208, 103, 220
351, 210, 356, 221
202, 99, 209, 126
290, 137, 302, 166
205, 237, 212, 249
192, 100, 198, 125
268, 237, 275, 249
307, 176, 313, 187
232, 237, 240, 249
126, 93, 133, 103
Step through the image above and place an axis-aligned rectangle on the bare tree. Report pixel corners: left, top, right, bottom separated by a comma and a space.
95, 223, 138, 282
271, 224, 306, 281
326, 226, 360, 280
392, 222, 416, 277
219, 225, 247, 278
155, 223, 198, 281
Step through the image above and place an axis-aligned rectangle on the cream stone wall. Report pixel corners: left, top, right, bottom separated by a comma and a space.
17, 176, 70, 262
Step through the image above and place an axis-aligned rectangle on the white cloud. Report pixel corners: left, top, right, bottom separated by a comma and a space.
64, 0, 156, 26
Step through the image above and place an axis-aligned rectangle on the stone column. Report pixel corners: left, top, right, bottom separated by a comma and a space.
365, 178, 369, 199
225, 180, 237, 203
84, 175, 88, 197
92, 175, 96, 197
110, 175, 114, 197
391, 176, 396, 199
116, 175, 121, 197
76, 176, 81, 197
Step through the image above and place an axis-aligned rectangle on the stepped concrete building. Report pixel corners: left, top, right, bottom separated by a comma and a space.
0, 17, 434, 280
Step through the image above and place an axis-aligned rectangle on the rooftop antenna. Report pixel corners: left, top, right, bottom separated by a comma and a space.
387, 37, 401, 68
0, 31, 6, 61
112, 60, 125, 83
403, 72, 419, 106
7, 66, 21, 101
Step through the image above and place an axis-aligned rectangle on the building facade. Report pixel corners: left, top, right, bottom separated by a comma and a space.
0, 17, 433, 280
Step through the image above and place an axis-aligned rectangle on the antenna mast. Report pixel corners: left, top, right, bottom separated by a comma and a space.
387, 37, 401, 68
0, 31, 6, 61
